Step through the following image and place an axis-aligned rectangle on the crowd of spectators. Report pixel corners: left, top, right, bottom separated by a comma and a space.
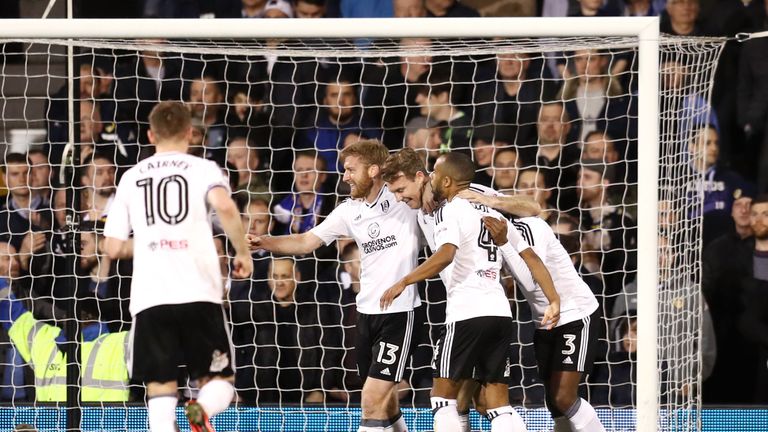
0, 0, 766, 407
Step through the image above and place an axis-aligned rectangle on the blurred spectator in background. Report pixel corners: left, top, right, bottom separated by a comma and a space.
300, 79, 381, 172
470, 128, 508, 186
226, 137, 269, 193
229, 193, 274, 402
474, 51, 555, 147
238, 0, 268, 17
0, 154, 52, 260
524, 102, 579, 211
339, 0, 393, 17
739, 194, 768, 404
622, 0, 665, 16
702, 192, 758, 404
80, 152, 117, 223
425, 0, 480, 17
26, 150, 52, 204
188, 75, 227, 164
294, 0, 328, 18
517, 168, 555, 220
490, 147, 520, 194
559, 49, 630, 142
250, 257, 325, 403
661, 0, 703, 36
415, 69, 472, 153
737, 6, 768, 191
393, 0, 427, 17
577, 160, 636, 310
263, 0, 294, 18
404, 116, 442, 170
273, 150, 336, 235
361, 37, 433, 149
687, 124, 754, 246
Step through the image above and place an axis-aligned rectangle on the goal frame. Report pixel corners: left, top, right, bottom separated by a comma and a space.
0, 16, 662, 432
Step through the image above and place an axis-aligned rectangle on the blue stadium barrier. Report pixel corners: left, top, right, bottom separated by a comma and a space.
0, 406, 764, 431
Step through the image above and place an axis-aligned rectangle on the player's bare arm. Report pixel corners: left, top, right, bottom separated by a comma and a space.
247, 231, 324, 256
483, 216, 560, 329
104, 237, 134, 260
380, 243, 457, 310
208, 186, 253, 279
458, 189, 541, 217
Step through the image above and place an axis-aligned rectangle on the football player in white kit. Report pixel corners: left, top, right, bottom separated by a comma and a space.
248, 140, 420, 432
380, 151, 560, 432
480, 214, 605, 432
104, 101, 253, 432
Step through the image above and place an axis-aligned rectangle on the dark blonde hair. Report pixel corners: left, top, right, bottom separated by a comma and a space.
381, 148, 428, 183
149, 101, 192, 142
339, 139, 389, 168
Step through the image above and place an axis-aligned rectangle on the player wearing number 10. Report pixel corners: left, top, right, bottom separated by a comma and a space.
104, 101, 253, 432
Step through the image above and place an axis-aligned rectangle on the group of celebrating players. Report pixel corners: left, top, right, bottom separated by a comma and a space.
104, 101, 606, 432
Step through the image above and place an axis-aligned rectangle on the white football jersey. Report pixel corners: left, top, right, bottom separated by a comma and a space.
503, 216, 599, 328
104, 152, 228, 316
310, 186, 421, 315
433, 197, 529, 323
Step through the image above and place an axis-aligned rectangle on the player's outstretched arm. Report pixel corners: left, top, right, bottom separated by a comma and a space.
483, 216, 560, 329
246, 232, 324, 256
208, 186, 253, 279
458, 189, 541, 217
380, 243, 457, 310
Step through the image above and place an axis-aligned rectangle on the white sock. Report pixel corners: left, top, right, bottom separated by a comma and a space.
566, 399, 606, 432
391, 411, 408, 432
431, 397, 461, 432
197, 379, 235, 418
458, 411, 470, 432
147, 395, 178, 432
554, 416, 574, 432
487, 406, 527, 432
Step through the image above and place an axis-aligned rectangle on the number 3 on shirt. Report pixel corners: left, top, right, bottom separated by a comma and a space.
136, 175, 190, 226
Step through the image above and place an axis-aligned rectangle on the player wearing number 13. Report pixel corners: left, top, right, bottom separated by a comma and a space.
104, 101, 253, 432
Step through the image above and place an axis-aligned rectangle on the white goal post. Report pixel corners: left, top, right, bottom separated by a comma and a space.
0, 16, 712, 432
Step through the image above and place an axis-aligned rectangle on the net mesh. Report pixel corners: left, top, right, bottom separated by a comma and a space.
0, 33, 724, 431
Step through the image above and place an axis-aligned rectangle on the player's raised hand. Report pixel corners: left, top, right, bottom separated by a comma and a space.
482, 216, 508, 246
231, 253, 253, 280
380, 281, 407, 311
541, 300, 561, 330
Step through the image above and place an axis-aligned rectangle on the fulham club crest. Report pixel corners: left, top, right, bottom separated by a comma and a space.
381, 200, 390, 214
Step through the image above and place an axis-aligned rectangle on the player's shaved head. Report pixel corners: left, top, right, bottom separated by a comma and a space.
437, 152, 475, 185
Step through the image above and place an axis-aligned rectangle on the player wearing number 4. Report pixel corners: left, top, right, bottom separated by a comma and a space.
104, 101, 253, 432
379, 150, 560, 432
248, 140, 420, 432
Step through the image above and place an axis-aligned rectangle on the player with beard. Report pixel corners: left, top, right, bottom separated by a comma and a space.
380, 151, 559, 432
248, 140, 420, 432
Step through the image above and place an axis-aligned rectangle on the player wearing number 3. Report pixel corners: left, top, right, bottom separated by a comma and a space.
379, 150, 560, 432
104, 101, 253, 432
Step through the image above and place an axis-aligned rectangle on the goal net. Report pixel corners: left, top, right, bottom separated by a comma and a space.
0, 19, 724, 431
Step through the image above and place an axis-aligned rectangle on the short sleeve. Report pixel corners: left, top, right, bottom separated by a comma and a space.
104, 183, 131, 241
434, 206, 461, 249
309, 203, 350, 245
506, 220, 531, 253
204, 161, 230, 194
